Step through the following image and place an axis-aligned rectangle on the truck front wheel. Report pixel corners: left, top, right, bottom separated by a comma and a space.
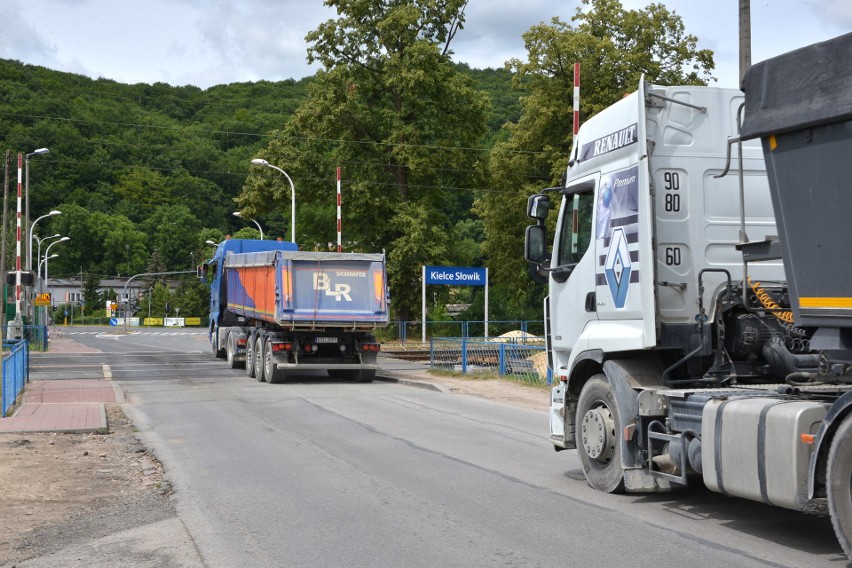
576, 375, 625, 493
827, 414, 852, 560
212, 330, 225, 359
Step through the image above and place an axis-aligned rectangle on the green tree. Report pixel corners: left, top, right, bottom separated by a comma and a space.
172, 277, 209, 320
141, 205, 203, 271
82, 272, 100, 310
239, 0, 489, 320
476, 0, 714, 313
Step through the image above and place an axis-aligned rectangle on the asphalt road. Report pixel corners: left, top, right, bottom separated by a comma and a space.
43, 327, 849, 567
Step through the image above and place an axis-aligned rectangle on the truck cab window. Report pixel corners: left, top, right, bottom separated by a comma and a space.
556, 192, 594, 266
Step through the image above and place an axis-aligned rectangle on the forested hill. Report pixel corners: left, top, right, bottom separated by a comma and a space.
0, 58, 517, 281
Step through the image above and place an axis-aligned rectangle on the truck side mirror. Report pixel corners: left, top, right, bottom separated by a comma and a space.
527, 194, 551, 220
197, 264, 209, 279
524, 225, 548, 264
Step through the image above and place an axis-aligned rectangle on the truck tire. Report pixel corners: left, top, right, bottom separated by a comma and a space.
212, 331, 225, 359
264, 344, 286, 384
576, 374, 625, 493
254, 335, 266, 382
226, 333, 243, 369
357, 369, 375, 383
245, 333, 257, 379
827, 414, 852, 560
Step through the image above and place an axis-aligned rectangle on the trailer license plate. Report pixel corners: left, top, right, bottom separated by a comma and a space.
316, 337, 338, 344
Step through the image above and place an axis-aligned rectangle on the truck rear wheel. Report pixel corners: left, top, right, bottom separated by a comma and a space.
264, 344, 286, 384
245, 333, 257, 379
576, 375, 625, 493
226, 333, 243, 369
254, 335, 266, 382
827, 414, 852, 560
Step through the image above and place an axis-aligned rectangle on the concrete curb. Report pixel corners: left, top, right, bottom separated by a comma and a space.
111, 381, 126, 404
375, 373, 449, 393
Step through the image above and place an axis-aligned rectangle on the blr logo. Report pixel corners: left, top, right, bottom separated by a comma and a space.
313, 273, 352, 301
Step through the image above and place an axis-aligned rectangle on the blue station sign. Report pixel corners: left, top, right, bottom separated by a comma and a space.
425, 266, 487, 287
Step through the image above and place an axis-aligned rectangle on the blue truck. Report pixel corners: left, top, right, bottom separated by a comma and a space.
205, 239, 389, 383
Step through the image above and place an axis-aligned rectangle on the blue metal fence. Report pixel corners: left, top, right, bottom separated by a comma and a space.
2, 340, 29, 417
375, 320, 545, 343
429, 337, 551, 386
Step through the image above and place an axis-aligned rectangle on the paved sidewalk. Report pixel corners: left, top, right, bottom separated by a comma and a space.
0, 334, 114, 434
0, 379, 116, 433
44, 328, 100, 353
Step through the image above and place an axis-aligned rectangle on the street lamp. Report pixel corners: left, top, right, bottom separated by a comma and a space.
43, 236, 69, 283
34, 232, 61, 277
38, 254, 58, 276
232, 211, 264, 240
205, 240, 219, 247
251, 158, 296, 244
28, 210, 60, 272
25, 148, 50, 270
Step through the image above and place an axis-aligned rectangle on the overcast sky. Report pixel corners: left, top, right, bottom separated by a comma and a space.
1, 1, 850, 90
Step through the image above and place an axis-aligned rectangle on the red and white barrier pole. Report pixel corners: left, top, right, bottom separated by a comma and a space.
13, 153, 23, 333
573, 63, 580, 136
336, 167, 342, 253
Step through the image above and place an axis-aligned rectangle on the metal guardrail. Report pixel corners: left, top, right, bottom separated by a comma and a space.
429, 337, 552, 386
2, 340, 28, 417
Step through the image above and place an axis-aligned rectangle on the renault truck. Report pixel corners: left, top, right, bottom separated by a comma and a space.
524, 33, 852, 557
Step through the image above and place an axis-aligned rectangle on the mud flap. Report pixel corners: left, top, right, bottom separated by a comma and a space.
603, 359, 674, 493
550, 383, 568, 449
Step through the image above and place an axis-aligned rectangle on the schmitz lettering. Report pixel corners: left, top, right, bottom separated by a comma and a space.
580, 123, 638, 161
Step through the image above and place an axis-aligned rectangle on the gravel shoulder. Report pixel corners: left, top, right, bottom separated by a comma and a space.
0, 405, 201, 567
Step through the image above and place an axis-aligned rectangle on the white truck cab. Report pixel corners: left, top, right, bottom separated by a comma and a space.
526, 35, 852, 559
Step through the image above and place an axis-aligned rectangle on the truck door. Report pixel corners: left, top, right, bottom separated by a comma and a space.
548, 174, 598, 371
591, 87, 656, 350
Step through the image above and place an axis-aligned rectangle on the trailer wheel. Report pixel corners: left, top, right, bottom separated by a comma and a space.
828, 414, 852, 560
357, 369, 375, 383
254, 335, 266, 382
245, 333, 257, 379
576, 374, 625, 493
264, 344, 287, 384
226, 333, 243, 369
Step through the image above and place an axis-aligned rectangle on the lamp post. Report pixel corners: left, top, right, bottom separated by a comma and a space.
43, 236, 70, 283
35, 254, 58, 327
25, 148, 50, 270
28, 211, 60, 272
232, 212, 264, 240
251, 159, 296, 244
38, 254, 58, 277
34, 233, 61, 277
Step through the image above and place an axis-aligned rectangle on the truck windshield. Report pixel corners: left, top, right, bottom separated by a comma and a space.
556, 192, 594, 266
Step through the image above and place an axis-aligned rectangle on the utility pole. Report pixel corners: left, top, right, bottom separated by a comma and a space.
739, 0, 751, 86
